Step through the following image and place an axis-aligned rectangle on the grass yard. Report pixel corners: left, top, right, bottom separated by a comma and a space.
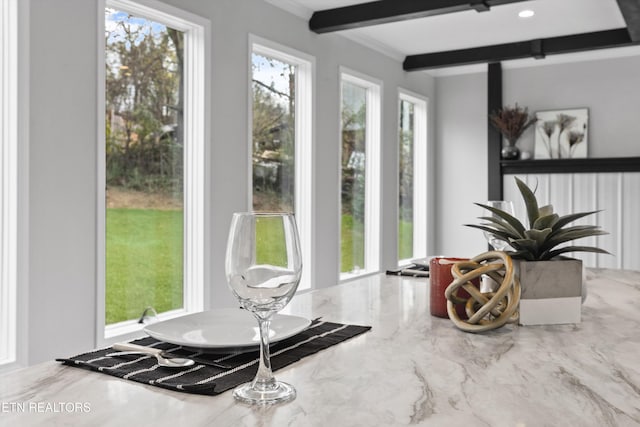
398, 219, 414, 261
255, 216, 287, 266
106, 208, 184, 324
105, 208, 414, 324
340, 214, 364, 273
340, 215, 415, 272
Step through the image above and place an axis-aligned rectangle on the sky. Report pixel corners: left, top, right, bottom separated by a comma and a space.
107, 8, 294, 109
105, 9, 167, 45
252, 53, 295, 109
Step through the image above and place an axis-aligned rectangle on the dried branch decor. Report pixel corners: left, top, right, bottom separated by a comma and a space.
489, 104, 537, 146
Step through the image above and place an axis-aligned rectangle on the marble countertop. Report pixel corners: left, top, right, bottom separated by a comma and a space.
1, 269, 639, 426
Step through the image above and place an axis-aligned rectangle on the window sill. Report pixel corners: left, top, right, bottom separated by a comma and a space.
103, 308, 189, 345
339, 269, 380, 283
0, 360, 22, 374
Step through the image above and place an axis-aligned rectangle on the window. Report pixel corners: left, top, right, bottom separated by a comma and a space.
398, 90, 428, 265
340, 70, 381, 279
250, 36, 314, 291
0, 0, 18, 366
99, 0, 208, 341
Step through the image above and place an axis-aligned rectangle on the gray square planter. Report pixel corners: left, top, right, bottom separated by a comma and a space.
515, 258, 583, 325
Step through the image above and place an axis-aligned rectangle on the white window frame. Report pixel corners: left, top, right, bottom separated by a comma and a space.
398, 89, 428, 266
339, 68, 382, 281
1, 0, 27, 373
0, 0, 18, 368
248, 35, 315, 292
97, 0, 210, 345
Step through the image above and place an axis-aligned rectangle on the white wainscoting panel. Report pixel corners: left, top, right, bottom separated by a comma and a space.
503, 173, 639, 271
596, 173, 622, 269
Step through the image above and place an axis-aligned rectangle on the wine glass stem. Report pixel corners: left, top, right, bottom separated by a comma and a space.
252, 316, 277, 392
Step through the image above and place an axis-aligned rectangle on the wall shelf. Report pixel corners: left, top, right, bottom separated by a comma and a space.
486, 65, 640, 199
501, 156, 640, 175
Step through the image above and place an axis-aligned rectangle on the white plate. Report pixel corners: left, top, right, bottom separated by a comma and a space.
143, 308, 311, 350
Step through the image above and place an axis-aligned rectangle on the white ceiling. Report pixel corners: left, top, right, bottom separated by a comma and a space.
267, 0, 640, 75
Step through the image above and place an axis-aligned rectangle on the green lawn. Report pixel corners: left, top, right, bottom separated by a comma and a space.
106, 208, 183, 324
256, 216, 287, 266
340, 215, 415, 272
340, 214, 364, 273
398, 219, 414, 261
105, 210, 414, 323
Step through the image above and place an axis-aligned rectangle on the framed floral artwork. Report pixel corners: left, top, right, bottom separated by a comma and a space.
534, 108, 588, 159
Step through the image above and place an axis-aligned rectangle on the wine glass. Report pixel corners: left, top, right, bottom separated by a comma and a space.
481, 201, 514, 293
483, 201, 515, 251
225, 212, 303, 405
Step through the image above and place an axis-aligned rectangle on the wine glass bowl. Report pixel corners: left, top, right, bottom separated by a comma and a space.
227, 265, 300, 314
225, 212, 302, 405
482, 201, 515, 251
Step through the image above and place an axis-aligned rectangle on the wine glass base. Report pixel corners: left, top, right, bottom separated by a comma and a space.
232, 381, 296, 405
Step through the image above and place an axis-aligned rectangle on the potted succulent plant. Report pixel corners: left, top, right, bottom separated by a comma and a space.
489, 104, 537, 160
467, 177, 609, 325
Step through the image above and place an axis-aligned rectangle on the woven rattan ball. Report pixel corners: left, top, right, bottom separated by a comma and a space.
444, 251, 521, 333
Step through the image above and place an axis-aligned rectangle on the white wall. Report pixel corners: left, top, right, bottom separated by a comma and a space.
434, 53, 640, 258
503, 54, 640, 158
25, 0, 434, 365
434, 72, 489, 257
30, 0, 99, 365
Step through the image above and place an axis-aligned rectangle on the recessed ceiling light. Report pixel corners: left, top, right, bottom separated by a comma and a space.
518, 9, 535, 18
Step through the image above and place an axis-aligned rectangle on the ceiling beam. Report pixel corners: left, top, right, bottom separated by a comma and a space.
403, 29, 633, 71
616, 0, 640, 42
309, 0, 529, 33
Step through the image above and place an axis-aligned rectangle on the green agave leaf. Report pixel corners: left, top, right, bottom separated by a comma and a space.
538, 205, 555, 217
478, 216, 522, 239
475, 203, 526, 236
547, 225, 603, 241
524, 228, 553, 247
532, 213, 559, 230
552, 210, 601, 231
552, 224, 602, 233
542, 246, 611, 260
515, 177, 539, 228
508, 250, 536, 261
544, 228, 608, 249
509, 238, 540, 258
465, 224, 515, 243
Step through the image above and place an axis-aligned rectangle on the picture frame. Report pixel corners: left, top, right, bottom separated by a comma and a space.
534, 108, 588, 159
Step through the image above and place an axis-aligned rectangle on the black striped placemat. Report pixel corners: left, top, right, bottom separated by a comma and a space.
56, 319, 370, 395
